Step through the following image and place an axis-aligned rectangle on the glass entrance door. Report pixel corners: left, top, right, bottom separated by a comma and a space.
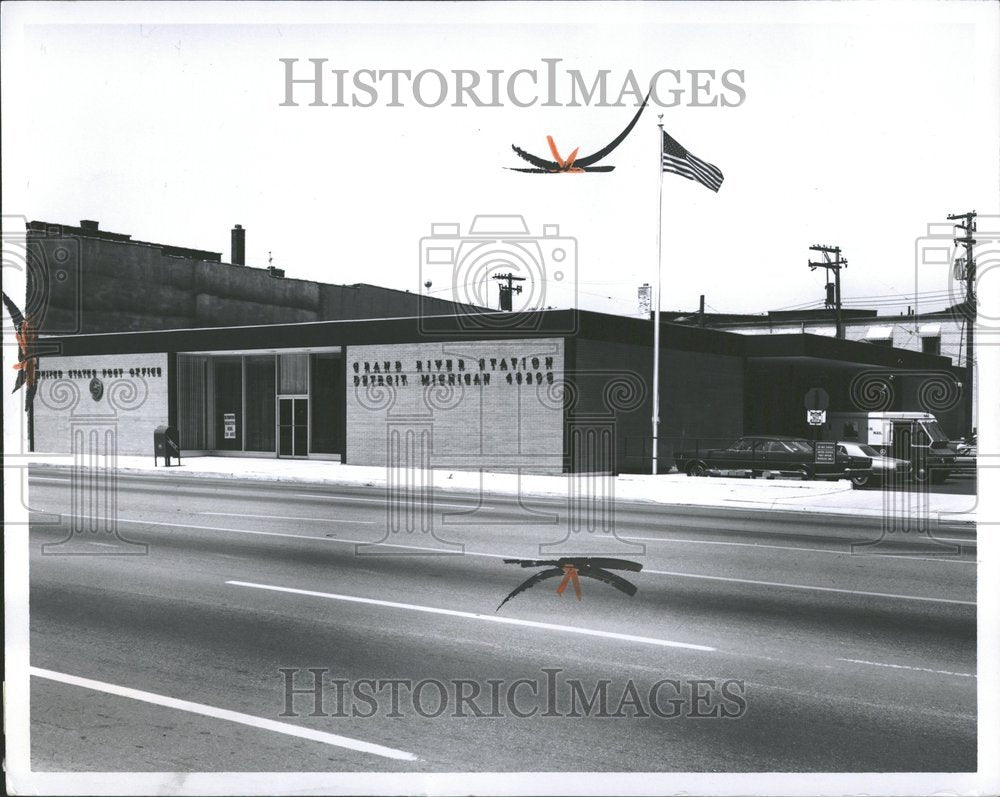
278, 397, 308, 457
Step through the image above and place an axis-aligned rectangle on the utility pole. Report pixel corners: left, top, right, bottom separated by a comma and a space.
492, 272, 525, 312
808, 245, 847, 339
947, 210, 977, 437
698, 294, 705, 328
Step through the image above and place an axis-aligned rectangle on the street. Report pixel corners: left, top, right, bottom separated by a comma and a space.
921, 468, 977, 495
27, 470, 976, 772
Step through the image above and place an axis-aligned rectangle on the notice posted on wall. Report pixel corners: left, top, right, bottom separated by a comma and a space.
223, 412, 236, 439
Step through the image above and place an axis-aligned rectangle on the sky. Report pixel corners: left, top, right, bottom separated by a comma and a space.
3, 1, 998, 320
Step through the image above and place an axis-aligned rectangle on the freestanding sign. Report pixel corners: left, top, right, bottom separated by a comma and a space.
814, 440, 836, 464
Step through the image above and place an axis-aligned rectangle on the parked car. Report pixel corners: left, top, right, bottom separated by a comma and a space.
821, 411, 954, 484
835, 441, 911, 488
949, 437, 977, 473
675, 435, 872, 485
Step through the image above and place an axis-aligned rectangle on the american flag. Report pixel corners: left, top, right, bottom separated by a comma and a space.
661, 129, 724, 192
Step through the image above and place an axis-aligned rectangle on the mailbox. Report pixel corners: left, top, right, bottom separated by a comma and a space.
154, 425, 181, 467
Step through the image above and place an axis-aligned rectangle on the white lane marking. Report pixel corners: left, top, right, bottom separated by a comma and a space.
226, 580, 716, 652
292, 493, 476, 509
644, 569, 975, 605
38, 517, 976, 605
32, 479, 976, 537
201, 512, 377, 525
27, 479, 475, 509
623, 535, 975, 563
30, 666, 418, 761
37, 515, 504, 558
836, 658, 976, 679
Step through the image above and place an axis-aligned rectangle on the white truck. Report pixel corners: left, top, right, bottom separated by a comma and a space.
820, 411, 956, 484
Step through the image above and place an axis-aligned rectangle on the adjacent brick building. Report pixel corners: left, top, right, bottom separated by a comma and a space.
26, 219, 481, 335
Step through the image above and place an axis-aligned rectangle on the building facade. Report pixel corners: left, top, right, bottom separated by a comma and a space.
31, 311, 965, 473
663, 304, 977, 431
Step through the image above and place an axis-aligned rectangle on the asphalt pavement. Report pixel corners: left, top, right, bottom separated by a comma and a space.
26, 470, 977, 772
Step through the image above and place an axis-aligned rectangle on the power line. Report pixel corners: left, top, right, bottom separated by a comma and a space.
771, 289, 955, 312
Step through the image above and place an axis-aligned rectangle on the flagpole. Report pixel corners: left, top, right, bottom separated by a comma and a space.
652, 114, 664, 475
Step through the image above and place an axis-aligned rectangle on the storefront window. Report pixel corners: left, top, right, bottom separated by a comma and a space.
279, 353, 309, 394
310, 353, 342, 454
245, 355, 276, 452
178, 350, 339, 457
177, 355, 208, 449
214, 358, 243, 451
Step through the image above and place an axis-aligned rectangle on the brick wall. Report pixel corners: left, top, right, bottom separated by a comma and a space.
661, 349, 745, 456
570, 340, 745, 473
33, 353, 170, 455
745, 360, 967, 440
346, 338, 564, 472
29, 226, 481, 335
570, 339, 652, 473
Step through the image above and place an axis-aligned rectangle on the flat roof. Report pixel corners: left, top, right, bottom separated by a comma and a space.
36, 309, 957, 375
742, 331, 954, 370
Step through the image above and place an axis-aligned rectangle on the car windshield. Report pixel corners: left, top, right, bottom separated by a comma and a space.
784, 440, 813, 454
858, 445, 880, 457
921, 421, 949, 442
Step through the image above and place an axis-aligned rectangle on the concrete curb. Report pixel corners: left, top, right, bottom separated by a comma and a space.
26, 459, 976, 524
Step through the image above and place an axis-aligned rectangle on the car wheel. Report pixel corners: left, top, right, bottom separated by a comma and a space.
798, 465, 814, 481
687, 461, 708, 477
850, 473, 871, 489
913, 465, 930, 484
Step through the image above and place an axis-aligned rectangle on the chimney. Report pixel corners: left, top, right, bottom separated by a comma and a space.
231, 224, 245, 265
79, 220, 99, 231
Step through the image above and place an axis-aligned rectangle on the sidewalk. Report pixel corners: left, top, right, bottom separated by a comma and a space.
25, 454, 977, 523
